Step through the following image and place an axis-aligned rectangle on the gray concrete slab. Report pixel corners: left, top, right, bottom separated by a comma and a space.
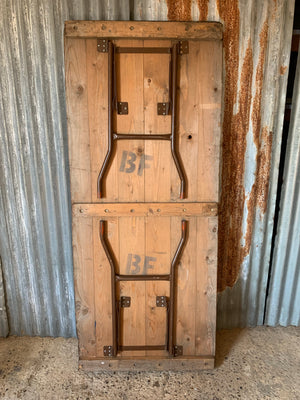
0, 327, 299, 399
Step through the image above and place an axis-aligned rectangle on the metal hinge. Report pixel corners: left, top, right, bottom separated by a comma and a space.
103, 345, 114, 357
173, 345, 183, 357
156, 296, 168, 307
117, 102, 129, 115
120, 296, 131, 308
178, 41, 189, 55
97, 38, 109, 53
157, 102, 170, 115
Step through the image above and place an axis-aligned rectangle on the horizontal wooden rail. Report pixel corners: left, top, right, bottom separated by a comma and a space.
65, 21, 223, 40
72, 202, 218, 217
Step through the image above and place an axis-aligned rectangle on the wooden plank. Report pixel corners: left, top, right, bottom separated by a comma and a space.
93, 217, 118, 357
115, 39, 144, 202
72, 202, 218, 217
143, 40, 172, 356
118, 217, 145, 357
65, 21, 223, 40
171, 40, 200, 201
145, 218, 170, 356
86, 39, 118, 202
72, 217, 95, 357
195, 217, 217, 356
196, 41, 222, 202
115, 39, 146, 357
144, 40, 171, 202
174, 216, 197, 356
65, 38, 91, 203
79, 356, 214, 371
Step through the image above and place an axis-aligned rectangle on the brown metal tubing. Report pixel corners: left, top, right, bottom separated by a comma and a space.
116, 47, 171, 54
119, 345, 167, 351
170, 43, 187, 199
97, 41, 114, 198
99, 220, 117, 356
116, 274, 170, 282
168, 220, 188, 355
113, 133, 171, 141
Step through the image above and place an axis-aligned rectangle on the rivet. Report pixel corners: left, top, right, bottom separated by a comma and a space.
79, 208, 84, 213
130, 26, 134, 30
157, 209, 161, 212
104, 209, 109, 213
130, 209, 134, 213
183, 208, 186, 212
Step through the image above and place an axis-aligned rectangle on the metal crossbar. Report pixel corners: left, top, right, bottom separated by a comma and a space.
97, 40, 187, 199
99, 219, 188, 357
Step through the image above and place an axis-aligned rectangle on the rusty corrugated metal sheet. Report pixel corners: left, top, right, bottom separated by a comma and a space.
265, 41, 300, 327
0, 0, 296, 337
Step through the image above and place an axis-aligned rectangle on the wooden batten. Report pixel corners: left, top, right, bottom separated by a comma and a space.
72, 203, 218, 217
65, 21, 223, 40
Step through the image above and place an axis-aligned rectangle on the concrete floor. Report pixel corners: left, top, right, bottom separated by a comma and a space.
0, 327, 299, 400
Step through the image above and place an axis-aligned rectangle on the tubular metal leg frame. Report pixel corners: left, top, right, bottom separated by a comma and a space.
99, 219, 188, 357
97, 41, 187, 199
97, 41, 114, 199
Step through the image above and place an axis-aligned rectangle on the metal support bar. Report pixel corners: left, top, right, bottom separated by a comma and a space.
113, 133, 171, 141
99, 220, 118, 356
99, 219, 188, 357
97, 41, 114, 199
116, 274, 170, 282
168, 220, 188, 355
170, 43, 187, 199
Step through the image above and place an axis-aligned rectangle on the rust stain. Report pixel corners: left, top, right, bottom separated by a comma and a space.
242, 19, 270, 258
280, 65, 288, 75
197, 0, 209, 20
166, 0, 192, 21
217, 0, 255, 292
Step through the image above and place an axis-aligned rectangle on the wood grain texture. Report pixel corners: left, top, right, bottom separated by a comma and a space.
65, 21, 223, 40
79, 356, 214, 371
195, 217, 217, 356
72, 202, 218, 217
65, 38, 91, 203
119, 217, 145, 357
72, 217, 95, 358
65, 24, 221, 367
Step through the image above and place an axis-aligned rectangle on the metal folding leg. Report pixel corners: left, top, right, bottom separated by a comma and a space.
99, 219, 188, 357
97, 41, 187, 199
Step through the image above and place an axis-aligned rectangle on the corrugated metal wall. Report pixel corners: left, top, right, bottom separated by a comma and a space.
0, 0, 296, 337
265, 41, 300, 327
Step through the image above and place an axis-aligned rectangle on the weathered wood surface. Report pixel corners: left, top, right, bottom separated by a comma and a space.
65, 24, 221, 367
65, 38, 222, 203
79, 356, 214, 371
72, 202, 218, 217
65, 21, 223, 40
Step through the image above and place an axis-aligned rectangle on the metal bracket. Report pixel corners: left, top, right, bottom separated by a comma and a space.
103, 345, 114, 357
178, 41, 189, 55
156, 296, 168, 307
97, 39, 109, 53
120, 296, 131, 308
173, 345, 183, 357
117, 102, 128, 115
157, 102, 170, 115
